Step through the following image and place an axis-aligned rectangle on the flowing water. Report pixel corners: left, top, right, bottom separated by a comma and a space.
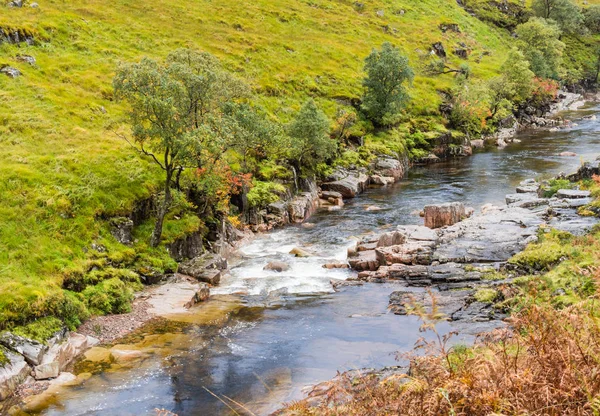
23, 106, 600, 416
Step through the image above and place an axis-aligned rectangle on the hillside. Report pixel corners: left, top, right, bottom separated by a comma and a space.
0, 0, 598, 331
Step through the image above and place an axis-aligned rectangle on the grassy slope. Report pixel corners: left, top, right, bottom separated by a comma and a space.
0, 0, 525, 328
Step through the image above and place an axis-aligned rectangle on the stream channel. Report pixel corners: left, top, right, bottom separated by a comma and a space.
24, 106, 600, 415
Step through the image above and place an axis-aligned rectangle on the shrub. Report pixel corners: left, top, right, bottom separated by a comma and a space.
246, 181, 286, 209
83, 278, 137, 315
12, 317, 64, 343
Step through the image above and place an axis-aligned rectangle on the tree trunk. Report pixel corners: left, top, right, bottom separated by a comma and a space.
150, 169, 173, 247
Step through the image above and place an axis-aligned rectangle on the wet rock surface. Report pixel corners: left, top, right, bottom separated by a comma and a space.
178, 253, 227, 285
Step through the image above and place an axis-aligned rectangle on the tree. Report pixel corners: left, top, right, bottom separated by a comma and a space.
532, 0, 584, 34
423, 59, 471, 79
584, 5, 600, 34
287, 99, 336, 174
113, 49, 246, 247
515, 18, 565, 79
223, 103, 283, 174
361, 42, 414, 126
500, 48, 535, 104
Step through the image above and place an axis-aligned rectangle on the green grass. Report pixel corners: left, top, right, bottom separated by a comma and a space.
0, 0, 593, 329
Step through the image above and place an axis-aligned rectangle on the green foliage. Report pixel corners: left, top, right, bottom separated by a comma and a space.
287, 99, 336, 173
0, 347, 8, 367
543, 178, 574, 197
83, 278, 139, 316
584, 5, 600, 33
474, 288, 498, 303
12, 317, 63, 343
515, 18, 565, 79
500, 48, 536, 104
362, 42, 414, 126
224, 103, 285, 173
113, 48, 247, 246
532, 0, 584, 34
246, 181, 286, 209
510, 229, 574, 272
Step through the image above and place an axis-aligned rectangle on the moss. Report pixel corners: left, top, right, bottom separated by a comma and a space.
474, 288, 498, 303
83, 278, 140, 316
542, 179, 575, 198
12, 317, 64, 343
0, 346, 8, 367
509, 229, 574, 272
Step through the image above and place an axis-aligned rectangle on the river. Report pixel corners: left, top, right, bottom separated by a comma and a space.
21, 106, 600, 415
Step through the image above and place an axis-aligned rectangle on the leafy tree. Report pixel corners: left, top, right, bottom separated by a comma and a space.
532, 0, 584, 34
362, 42, 414, 126
500, 48, 535, 104
223, 103, 283, 174
515, 18, 565, 79
113, 49, 246, 247
584, 5, 600, 34
287, 99, 336, 174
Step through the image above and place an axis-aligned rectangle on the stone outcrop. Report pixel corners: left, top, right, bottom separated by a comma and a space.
348, 171, 597, 288
34, 333, 98, 380
423, 202, 470, 229
0, 333, 47, 366
178, 253, 227, 285
168, 230, 204, 262
1, 66, 21, 78
321, 168, 370, 198
0, 350, 30, 401
110, 217, 134, 245
568, 159, 600, 181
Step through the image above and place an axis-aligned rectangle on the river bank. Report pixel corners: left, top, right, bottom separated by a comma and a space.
3, 99, 600, 415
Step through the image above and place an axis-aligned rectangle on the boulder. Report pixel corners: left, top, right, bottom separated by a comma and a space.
470, 139, 484, 149
320, 169, 370, 198
16, 54, 36, 65
290, 247, 312, 258
0, 350, 30, 401
263, 261, 290, 272
556, 189, 591, 199
559, 151, 577, 157
34, 333, 98, 380
568, 160, 600, 181
365, 205, 382, 212
370, 175, 395, 186
184, 283, 210, 308
431, 42, 446, 58
0, 66, 21, 78
423, 202, 468, 229
0, 332, 47, 366
377, 231, 406, 247
372, 156, 405, 180
288, 192, 318, 223
110, 217, 134, 245
178, 253, 227, 285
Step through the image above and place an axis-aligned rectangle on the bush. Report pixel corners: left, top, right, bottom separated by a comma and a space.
12, 317, 64, 343
83, 278, 137, 315
246, 181, 286, 209
542, 178, 573, 197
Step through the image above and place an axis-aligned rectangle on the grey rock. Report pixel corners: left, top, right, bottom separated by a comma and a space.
555, 189, 591, 199
1, 66, 21, 78
110, 217, 134, 245
0, 332, 47, 366
0, 349, 30, 401
321, 169, 370, 198
16, 54, 36, 65
178, 253, 227, 285
30, 2, 39, 7
377, 231, 406, 247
